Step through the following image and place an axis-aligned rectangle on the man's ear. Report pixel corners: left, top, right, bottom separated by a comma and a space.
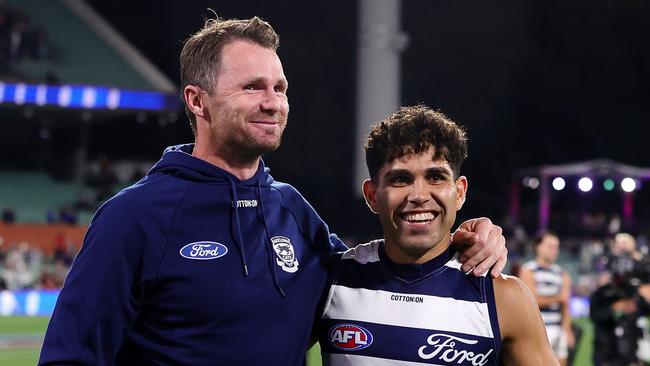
455, 176, 468, 210
362, 179, 379, 214
184, 85, 207, 119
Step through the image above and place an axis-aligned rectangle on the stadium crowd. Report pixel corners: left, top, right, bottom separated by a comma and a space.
0, 232, 77, 291
0, 3, 54, 82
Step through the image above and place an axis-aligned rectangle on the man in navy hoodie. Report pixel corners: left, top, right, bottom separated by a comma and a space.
39, 16, 507, 366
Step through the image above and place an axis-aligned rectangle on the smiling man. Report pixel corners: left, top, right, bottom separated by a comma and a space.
319, 105, 556, 365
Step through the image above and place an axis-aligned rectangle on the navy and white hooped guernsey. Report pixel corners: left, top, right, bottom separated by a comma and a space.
521, 260, 565, 327
319, 240, 502, 365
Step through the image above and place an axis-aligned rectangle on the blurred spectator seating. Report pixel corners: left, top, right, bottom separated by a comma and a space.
0, 223, 83, 290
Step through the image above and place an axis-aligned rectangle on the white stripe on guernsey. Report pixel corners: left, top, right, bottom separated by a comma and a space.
343, 241, 488, 278
534, 271, 563, 284
324, 286, 494, 338
325, 353, 444, 366
523, 261, 562, 273
541, 311, 562, 324
537, 285, 561, 297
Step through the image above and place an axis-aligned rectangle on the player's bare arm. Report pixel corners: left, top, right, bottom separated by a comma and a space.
495, 275, 559, 366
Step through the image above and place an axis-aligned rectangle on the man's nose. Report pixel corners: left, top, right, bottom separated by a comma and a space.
260, 88, 283, 114
407, 180, 430, 204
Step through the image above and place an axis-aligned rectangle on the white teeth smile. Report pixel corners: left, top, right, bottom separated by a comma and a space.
402, 212, 436, 223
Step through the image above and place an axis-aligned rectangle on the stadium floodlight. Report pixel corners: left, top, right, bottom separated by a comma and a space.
578, 177, 593, 192
603, 179, 615, 191
529, 177, 540, 189
552, 177, 566, 191
621, 177, 636, 193
0, 82, 179, 111
523, 176, 540, 189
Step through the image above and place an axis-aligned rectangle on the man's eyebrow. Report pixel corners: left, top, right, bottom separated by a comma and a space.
382, 169, 412, 179
242, 77, 288, 87
425, 166, 452, 176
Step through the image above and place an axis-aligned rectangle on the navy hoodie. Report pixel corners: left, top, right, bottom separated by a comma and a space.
39, 144, 346, 366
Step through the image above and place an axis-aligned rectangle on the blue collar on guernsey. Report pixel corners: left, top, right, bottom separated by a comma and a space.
151, 143, 285, 297
378, 241, 457, 281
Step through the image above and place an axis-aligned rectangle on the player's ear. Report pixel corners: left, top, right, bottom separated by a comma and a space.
362, 179, 379, 214
455, 176, 468, 210
184, 84, 207, 119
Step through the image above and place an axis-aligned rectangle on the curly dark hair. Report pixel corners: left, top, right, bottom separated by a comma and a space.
180, 15, 279, 134
365, 105, 468, 181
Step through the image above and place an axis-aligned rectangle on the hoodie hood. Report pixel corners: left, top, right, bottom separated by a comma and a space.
148, 143, 274, 187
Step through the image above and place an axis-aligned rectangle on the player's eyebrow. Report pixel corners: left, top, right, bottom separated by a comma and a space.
382, 169, 413, 179
425, 166, 452, 177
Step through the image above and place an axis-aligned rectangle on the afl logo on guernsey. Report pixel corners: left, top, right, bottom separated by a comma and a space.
329, 324, 373, 351
179, 241, 228, 260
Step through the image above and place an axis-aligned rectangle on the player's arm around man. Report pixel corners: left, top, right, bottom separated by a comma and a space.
495, 275, 559, 365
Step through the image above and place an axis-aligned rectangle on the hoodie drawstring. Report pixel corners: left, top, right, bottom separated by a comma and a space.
258, 181, 286, 297
226, 176, 249, 276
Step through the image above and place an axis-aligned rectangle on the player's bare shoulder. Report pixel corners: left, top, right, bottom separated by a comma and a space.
493, 274, 541, 330
493, 274, 559, 365
494, 274, 536, 304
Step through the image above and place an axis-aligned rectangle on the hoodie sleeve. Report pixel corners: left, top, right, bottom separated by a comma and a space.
275, 183, 347, 253
39, 193, 164, 366
329, 233, 348, 252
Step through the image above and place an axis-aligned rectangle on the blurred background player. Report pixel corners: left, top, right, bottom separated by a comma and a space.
520, 231, 575, 365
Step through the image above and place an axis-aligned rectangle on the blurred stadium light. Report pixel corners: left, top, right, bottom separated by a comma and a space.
603, 178, 615, 191
578, 177, 593, 192
0, 82, 179, 111
512, 159, 650, 231
621, 177, 637, 193
552, 177, 565, 191
522, 176, 540, 189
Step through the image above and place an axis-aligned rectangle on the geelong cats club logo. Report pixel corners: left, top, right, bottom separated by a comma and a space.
271, 236, 299, 273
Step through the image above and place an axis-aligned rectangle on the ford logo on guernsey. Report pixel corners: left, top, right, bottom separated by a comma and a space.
329, 323, 373, 351
179, 241, 228, 260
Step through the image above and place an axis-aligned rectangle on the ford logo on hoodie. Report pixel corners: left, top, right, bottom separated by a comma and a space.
179, 241, 228, 260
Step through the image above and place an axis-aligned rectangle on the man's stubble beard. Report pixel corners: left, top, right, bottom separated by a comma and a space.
212, 103, 288, 160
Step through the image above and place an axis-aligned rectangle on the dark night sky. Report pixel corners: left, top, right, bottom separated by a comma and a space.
84, 0, 650, 238
9, 0, 650, 239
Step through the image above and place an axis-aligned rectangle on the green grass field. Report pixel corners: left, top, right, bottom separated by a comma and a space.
0, 316, 322, 366
307, 342, 322, 366
0, 316, 49, 366
0, 316, 593, 366
573, 318, 594, 366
